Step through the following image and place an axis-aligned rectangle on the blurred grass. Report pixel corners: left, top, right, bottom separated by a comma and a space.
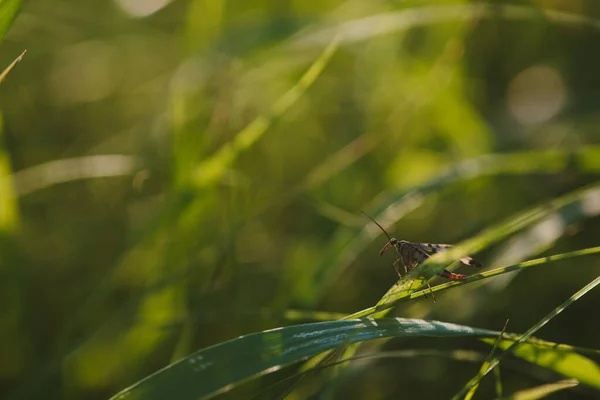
457, 274, 600, 398
1, 0, 600, 399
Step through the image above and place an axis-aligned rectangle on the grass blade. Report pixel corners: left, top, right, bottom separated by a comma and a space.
192, 33, 341, 187
318, 147, 600, 294
0, 0, 21, 42
464, 320, 509, 400
0, 49, 25, 84
109, 318, 498, 400
454, 275, 600, 398
481, 336, 600, 390
495, 379, 578, 400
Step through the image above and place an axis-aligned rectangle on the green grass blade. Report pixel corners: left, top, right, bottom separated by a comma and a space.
496, 379, 578, 400
300, 247, 600, 374
12, 155, 135, 196
0, 49, 25, 84
345, 246, 600, 323
0, 0, 21, 41
191, 33, 340, 188
464, 320, 509, 400
0, 116, 17, 233
109, 318, 498, 400
481, 336, 600, 391
317, 147, 600, 294
293, 4, 600, 49
407, 246, 600, 301
454, 275, 600, 398
402, 182, 600, 279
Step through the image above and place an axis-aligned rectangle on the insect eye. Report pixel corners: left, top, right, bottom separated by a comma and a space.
391, 238, 398, 244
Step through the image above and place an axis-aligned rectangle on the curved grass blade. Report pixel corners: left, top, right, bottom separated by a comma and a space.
482, 336, 600, 391
383, 182, 600, 301
0, 50, 26, 232
109, 318, 498, 400
317, 146, 600, 294
255, 349, 490, 399
496, 379, 579, 400
12, 155, 136, 196
261, 339, 597, 399
0, 0, 21, 42
192, 33, 341, 188
292, 4, 600, 49
454, 275, 600, 398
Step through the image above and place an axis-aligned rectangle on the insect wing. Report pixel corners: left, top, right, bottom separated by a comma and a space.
416, 242, 481, 268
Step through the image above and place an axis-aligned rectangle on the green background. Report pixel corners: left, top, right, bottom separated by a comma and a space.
1, 0, 600, 399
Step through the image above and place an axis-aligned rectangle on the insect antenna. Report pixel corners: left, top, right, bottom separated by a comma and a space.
360, 211, 392, 241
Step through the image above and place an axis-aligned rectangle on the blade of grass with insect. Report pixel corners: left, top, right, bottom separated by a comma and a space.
315, 146, 600, 296
406, 246, 600, 302
300, 181, 600, 373
296, 246, 600, 337
108, 318, 499, 400
453, 274, 600, 399
343, 183, 600, 322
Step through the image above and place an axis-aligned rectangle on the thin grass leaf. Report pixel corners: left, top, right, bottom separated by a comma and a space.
191, 33, 341, 188
256, 349, 491, 399
481, 336, 600, 390
407, 246, 600, 301
464, 320, 509, 400
0, 45, 26, 232
264, 338, 598, 399
109, 318, 498, 400
12, 155, 136, 196
293, 4, 600, 49
0, 49, 25, 84
494, 366, 503, 398
496, 379, 578, 400
454, 275, 600, 398
0, 0, 21, 41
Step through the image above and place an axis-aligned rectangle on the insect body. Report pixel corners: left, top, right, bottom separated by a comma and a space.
363, 212, 481, 281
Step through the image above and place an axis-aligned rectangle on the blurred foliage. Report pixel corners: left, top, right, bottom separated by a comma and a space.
1, 0, 600, 399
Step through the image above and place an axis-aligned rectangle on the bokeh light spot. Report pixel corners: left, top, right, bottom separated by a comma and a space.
507, 65, 567, 125
115, 0, 172, 18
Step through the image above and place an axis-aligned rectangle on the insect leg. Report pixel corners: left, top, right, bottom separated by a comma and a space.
392, 257, 404, 277
421, 281, 436, 303
439, 269, 468, 280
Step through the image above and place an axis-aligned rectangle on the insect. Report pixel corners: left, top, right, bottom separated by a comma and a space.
362, 212, 481, 281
